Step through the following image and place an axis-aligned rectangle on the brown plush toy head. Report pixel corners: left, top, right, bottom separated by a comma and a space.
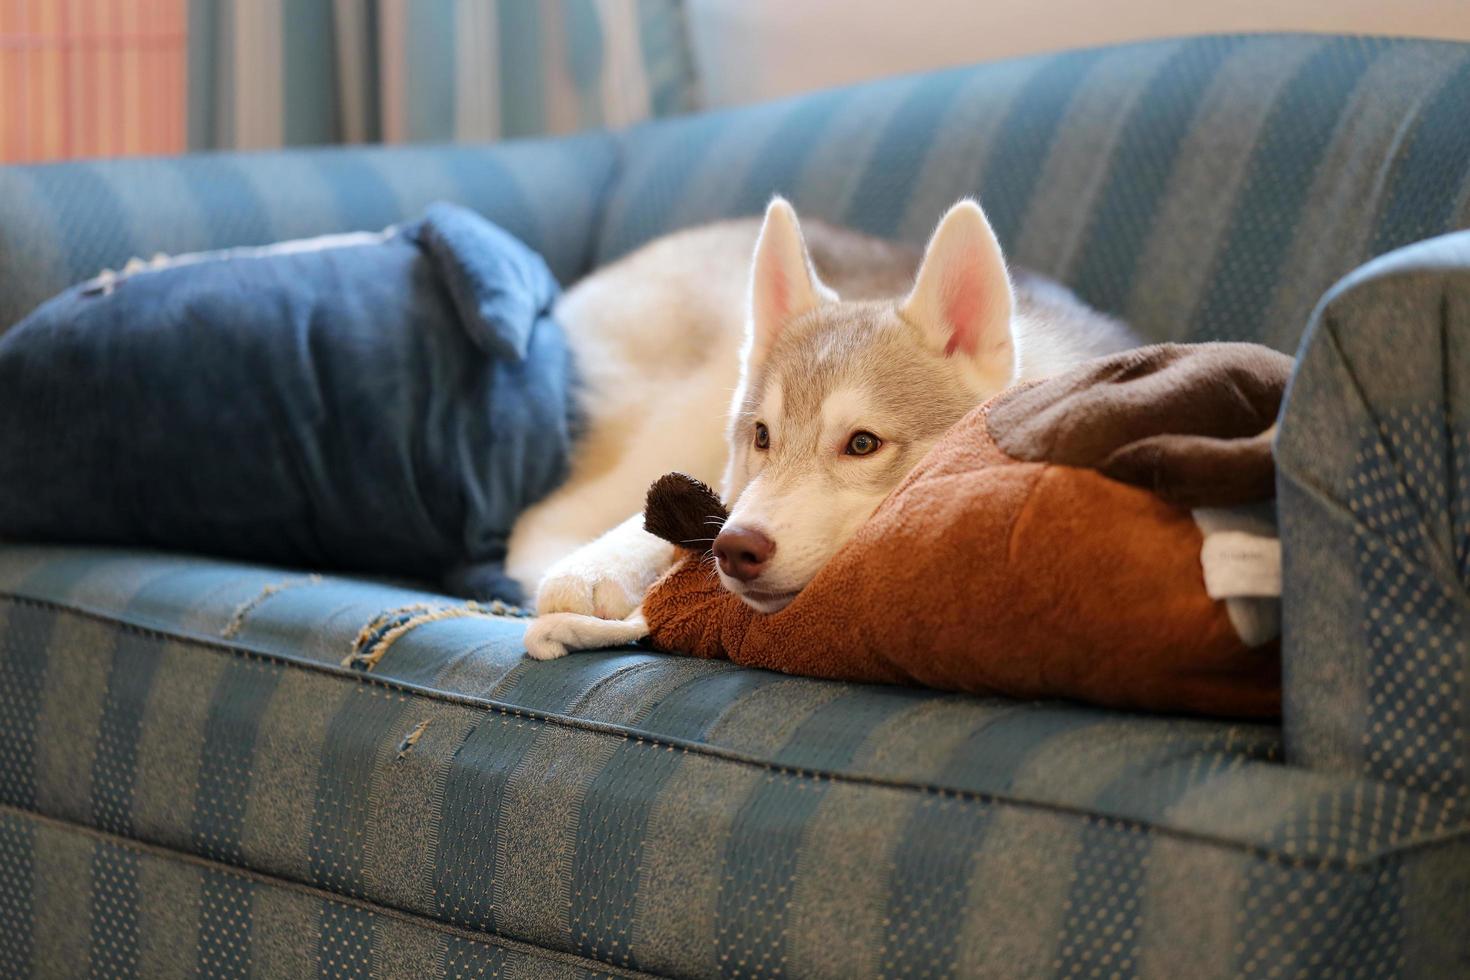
638, 342, 1292, 720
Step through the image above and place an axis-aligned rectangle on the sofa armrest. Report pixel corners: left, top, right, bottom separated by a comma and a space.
1278, 230, 1470, 799
0, 132, 620, 333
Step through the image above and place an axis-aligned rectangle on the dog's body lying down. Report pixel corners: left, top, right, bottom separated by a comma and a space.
507, 198, 1140, 656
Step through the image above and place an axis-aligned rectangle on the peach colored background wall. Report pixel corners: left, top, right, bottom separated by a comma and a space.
687, 0, 1470, 108
0, 0, 187, 163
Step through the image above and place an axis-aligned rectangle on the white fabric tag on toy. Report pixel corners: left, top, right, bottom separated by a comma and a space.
1199, 532, 1282, 598
1192, 504, 1281, 647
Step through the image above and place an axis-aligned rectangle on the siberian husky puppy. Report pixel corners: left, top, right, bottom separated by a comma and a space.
509, 197, 1139, 658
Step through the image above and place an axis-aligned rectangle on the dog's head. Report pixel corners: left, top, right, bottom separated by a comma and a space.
716, 197, 1017, 612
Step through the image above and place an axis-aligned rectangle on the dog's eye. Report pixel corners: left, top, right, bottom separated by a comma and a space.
754, 422, 770, 450
845, 431, 881, 456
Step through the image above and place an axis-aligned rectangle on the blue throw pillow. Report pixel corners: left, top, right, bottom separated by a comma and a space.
0, 203, 576, 603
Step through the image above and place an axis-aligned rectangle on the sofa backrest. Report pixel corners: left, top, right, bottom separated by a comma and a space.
597, 34, 1470, 352
0, 133, 619, 334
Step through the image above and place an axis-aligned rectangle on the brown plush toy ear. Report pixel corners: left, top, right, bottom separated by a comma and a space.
643, 473, 728, 551
988, 342, 1293, 507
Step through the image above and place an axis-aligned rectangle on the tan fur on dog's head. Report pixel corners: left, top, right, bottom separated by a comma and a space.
717, 197, 1017, 612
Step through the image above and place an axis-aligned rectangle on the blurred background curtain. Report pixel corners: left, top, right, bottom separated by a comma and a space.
186, 0, 699, 151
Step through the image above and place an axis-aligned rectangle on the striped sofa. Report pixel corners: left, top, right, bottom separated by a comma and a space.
1, 33, 1469, 979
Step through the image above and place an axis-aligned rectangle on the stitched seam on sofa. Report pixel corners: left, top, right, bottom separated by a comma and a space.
0, 802, 667, 980
5, 590, 1467, 870
1282, 317, 1470, 603
1279, 458, 1470, 618
1355, 297, 1470, 593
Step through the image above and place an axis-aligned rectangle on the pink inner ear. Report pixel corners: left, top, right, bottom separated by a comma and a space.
766, 263, 788, 320
941, 258, 984, 356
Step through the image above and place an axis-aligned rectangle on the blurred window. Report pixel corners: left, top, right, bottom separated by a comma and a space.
0, 0, 187, 163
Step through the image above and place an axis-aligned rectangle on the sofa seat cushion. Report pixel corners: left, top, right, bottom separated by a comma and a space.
1, 544, 1466, 977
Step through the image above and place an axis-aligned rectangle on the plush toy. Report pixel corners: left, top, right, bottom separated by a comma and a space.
534, 343, 1292, 719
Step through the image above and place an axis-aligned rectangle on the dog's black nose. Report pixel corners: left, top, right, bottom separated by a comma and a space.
713, 525, 776, 582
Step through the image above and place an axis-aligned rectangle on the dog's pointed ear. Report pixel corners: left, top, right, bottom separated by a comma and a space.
747, 196, 834, 365
901, 199, 1015, 392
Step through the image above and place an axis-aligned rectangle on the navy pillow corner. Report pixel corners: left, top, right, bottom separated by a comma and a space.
413, 202, 561, 362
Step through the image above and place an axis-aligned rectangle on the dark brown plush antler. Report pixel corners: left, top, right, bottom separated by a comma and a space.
643, 472, 728, 552
988, 342, 1293, 508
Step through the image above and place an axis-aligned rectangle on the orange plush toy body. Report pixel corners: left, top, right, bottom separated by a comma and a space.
639, 343, 1292, 720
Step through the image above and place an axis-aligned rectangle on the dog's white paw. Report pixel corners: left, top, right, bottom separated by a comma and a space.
524, 612, 649, 661
524, 615, 577, 661
535, 554, 652, 620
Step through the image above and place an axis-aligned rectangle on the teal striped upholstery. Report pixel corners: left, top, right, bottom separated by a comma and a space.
0, 546, 1466, 977
600, 35, 1470, 352
4, 32, 1470, 977
0, 133, 617, 332
0, 808, 622, 978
